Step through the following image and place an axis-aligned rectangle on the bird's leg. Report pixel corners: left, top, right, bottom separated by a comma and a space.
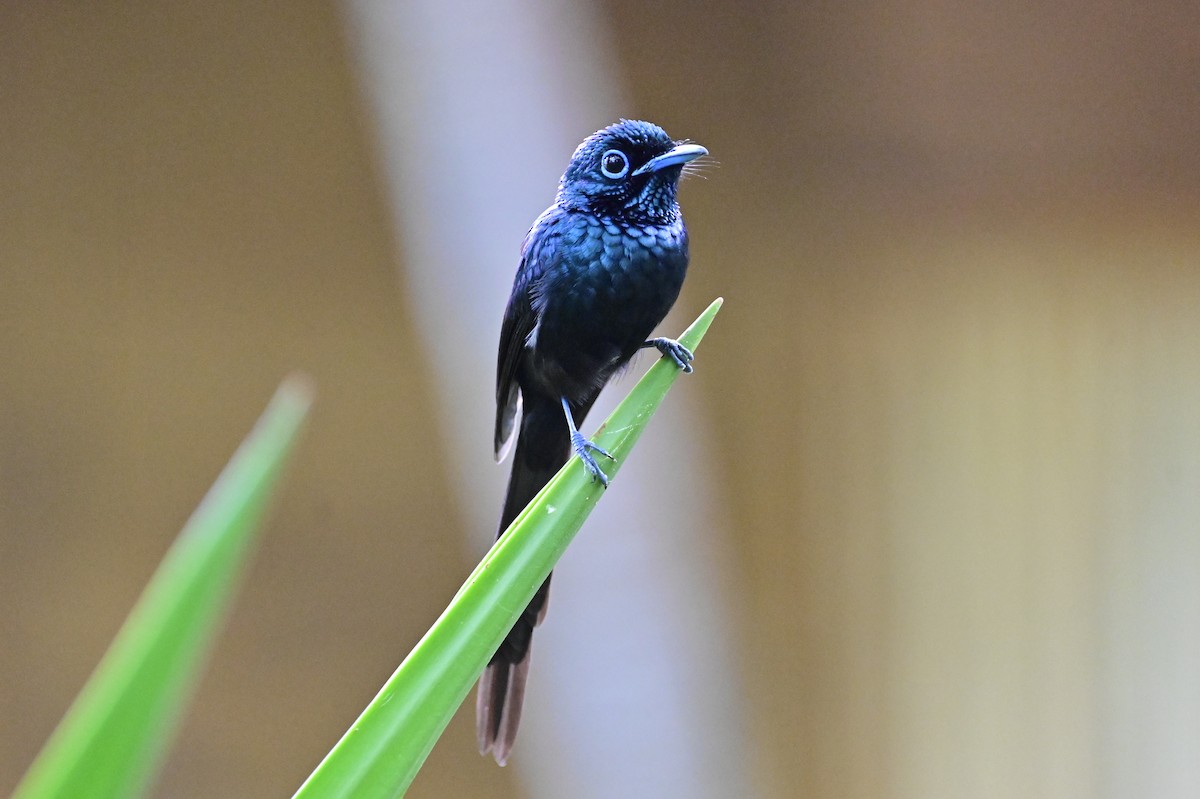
561, 396, 615, 487
642, 337, 695, 373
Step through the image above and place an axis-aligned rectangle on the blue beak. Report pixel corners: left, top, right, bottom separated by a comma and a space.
632, 143, 708, 176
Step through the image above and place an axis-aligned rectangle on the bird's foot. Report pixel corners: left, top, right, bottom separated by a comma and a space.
570, 430, 615, 487
645, 337, 695, 373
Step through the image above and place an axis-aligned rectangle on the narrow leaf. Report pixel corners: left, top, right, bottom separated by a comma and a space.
13, 376, 314, 799
294, 298, 723, 799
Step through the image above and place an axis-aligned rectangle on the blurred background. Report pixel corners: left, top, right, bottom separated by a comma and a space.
3, 1, 1199, 797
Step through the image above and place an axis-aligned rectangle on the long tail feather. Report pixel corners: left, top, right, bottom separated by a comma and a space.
477, 395, 569, 763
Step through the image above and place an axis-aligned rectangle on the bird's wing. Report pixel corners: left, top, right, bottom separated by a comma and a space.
495, 211, 558, 460
494, 258, 534, 460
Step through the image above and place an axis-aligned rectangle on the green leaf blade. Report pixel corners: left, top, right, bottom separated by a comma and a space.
294, 298, 723, 799
13, 376, 314, 799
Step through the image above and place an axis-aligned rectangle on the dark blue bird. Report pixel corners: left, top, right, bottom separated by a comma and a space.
477, 120, 707, 764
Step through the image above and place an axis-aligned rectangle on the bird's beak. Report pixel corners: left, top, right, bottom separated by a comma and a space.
632, 143, 708, 176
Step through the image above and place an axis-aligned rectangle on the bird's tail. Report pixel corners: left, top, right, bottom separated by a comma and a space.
476, 395, 571, 765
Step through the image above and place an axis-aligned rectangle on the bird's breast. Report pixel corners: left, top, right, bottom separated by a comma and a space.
554, 219, 684, 331
523, 213, 687, 393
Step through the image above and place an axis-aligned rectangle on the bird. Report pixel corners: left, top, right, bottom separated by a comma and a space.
477, 119, 707, 765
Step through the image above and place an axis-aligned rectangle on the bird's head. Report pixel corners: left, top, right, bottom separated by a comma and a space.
557, 120, 707, 223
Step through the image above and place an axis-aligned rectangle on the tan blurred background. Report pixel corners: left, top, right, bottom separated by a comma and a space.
3, 1, 1199, 797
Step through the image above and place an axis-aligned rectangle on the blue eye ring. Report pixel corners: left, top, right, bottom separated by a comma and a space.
600, 149, 630, 179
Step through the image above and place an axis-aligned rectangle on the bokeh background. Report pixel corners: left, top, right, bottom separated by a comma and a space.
3, 1, 1199, 797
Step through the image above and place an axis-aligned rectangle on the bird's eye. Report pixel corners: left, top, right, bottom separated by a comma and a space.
600, 149, 630, 179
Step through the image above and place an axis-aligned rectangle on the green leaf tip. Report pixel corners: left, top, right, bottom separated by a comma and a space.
13, 377, 314, 799
582, 295, 723, 480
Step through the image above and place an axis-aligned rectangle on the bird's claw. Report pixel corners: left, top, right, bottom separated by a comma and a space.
570, 430, 614, 487
648, 337, 695, 373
